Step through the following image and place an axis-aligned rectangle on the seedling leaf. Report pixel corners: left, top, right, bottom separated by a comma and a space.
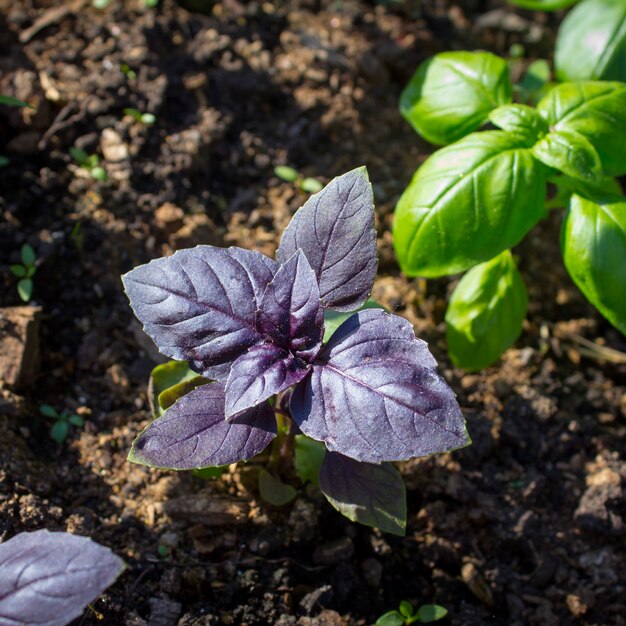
40, 404, 59, 418
51, 420, 69, 443
375, 611, 405, 626
416, 605, 448, 623
21, 244, 36, 266
17, 278, 32, 302
294, 435, 326, 485
10, 265, 26, 278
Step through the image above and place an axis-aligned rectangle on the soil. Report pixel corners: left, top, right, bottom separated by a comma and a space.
1, 1, 625, 625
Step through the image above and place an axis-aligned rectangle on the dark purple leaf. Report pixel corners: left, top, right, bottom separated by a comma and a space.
258, 250, 323, 360
122, 246, 278, 381
225, 344, 310, 419
0, 529, 124, 626
276, 167, 377, 312
319, 452, 406, 536
291, 309, 468, 463
129, 383, 276, 469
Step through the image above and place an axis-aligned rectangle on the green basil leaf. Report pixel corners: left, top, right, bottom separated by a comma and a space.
533, 129, 603, 183
50, 421, 69, 444
555, 0, 626, 83
562, 193, 626, 335
20, 244, 36, 266
148, 360, 203, 418
258, 469, 297, 506
416, 605, 448, 623
537, 81, 626, 177
517, 59, 552, 105
398, 601, 414, 619
158, 376, 209, 411
508, 0, 578, 9
488, 104, 548, 143
375, 611, 405, 626
192, 466, 225, 480
17, 278, 33, 302
393, 131, 548, 277
445, 250, 528, 371
40, 404, 59, 419
0, 94, 31, 108
9, 265, 26, 278
294, 435, 326, 486
549, 174, 623, 210
400, 51, 512, 146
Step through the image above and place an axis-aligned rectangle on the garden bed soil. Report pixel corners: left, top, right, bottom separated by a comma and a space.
1, 1, 625, 624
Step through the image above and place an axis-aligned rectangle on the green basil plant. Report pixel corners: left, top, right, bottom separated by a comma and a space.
395, 50, 626, 371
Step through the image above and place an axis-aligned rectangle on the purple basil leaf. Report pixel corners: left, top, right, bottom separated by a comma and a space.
291, 308, 468, 463
225, 344, 310, 419
276, 167, 377, 312
319, 452, 407, 536
0, 529, 124, 626
129, 383, 276, 469
122, 246, 278, 381
258, 250, 323, 360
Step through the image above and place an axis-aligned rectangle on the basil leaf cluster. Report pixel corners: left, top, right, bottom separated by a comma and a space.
123, 168, 469, 535
394, 51, 626, 370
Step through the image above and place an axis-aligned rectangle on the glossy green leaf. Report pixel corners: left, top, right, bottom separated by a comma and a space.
323, 299, 386, 342
445, 250, 528, 371
17, 279, 32, 302
51, 421, 69, 444
508, 0, 578, 10
400, 51, 512, 146
148, 360, 202, 418
537, 81, 626, 177
294, 435, 326, 485
555, 0, 626, 83
533, 129, 603, 183
562, 193, 626, 335
375, 612, 405, 626
416, 605, 448, 623
300, 177, 323, 194
393, 131, 548, 277
21, 244, 36, 266
141, 113, 156, 125
488, 104, 548, 142
91, 166, 108, 182
10, 265, 26, 278
258, 469, 297, 506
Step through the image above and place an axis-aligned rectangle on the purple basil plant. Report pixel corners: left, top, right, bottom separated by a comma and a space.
123, 167, 469, 535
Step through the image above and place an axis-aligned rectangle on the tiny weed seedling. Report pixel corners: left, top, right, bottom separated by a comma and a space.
123, 168, 470, 535
0, 530, 124, 626
123, 108, 156, 125
121, 63, 137, 81
40, 404, 85, 444
10, 244, 37, 302
70, 147, 108, 182
395, 50, 626, 371
274, 165, 324, 194
376, 601, 448, 625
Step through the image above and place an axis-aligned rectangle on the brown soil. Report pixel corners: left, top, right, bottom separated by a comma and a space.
1, 1, 625, 625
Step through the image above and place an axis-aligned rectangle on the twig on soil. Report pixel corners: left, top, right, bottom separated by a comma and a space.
550, 324, 626, 364
38, 98, 92, 150
20, 0, 89, 44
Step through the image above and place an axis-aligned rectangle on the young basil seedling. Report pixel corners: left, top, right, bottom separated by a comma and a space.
394, 50, 626, 370
376, 600, 448, 625
274, 165, 324, 193
0, 529, 124, 626
40, 404, 85, 443
10, 243, 37, 302
123, 167, 470, 534
70, 147, 108, 182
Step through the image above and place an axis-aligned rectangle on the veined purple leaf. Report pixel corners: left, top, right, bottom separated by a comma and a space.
291, 309, 468, 463
122, 246, 278, 381
276, 167, 377, 312
258, 250, 323, 360
319, 452, 406, 536
0, 529, 124, 626
225, 344, 310, 419
129, 383, 276, 469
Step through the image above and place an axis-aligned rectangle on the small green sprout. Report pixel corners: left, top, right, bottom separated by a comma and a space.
40, 405, 85, 444
123, 108, 156, 125
1, 94, 32, 167
121, 64, 137, 81
376, 601, 448, 625
70, 147, 108, 182
10, 244, 36, 302
274, 165, 324, 194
